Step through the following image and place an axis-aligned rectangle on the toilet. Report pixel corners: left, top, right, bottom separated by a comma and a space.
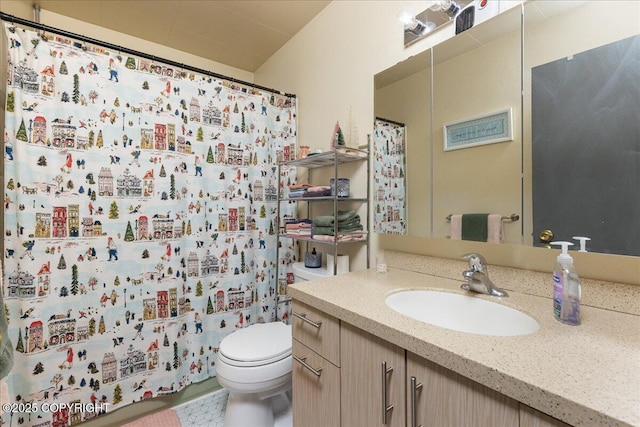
291, 261, 334, 282
217, 321, 292, 427
217, 263, 337, 426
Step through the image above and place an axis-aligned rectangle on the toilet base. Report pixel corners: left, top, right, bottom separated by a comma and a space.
224, 391, 291, 427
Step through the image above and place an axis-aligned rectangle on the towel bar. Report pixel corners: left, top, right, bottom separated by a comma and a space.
446, 213, 519, 222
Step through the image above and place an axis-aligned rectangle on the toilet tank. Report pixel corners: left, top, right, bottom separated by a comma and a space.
291, 262, 333, 282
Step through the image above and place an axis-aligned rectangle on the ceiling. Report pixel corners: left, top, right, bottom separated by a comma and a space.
2, 0, 331, 72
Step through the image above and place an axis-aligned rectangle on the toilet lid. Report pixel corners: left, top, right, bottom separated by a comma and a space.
219, 322, 292, 367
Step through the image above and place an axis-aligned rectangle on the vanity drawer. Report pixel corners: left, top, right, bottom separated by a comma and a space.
292, 339, 341, 427
292, 300, 340, 366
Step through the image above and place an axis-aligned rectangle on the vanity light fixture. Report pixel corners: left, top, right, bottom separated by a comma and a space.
403, 0, 473, 47
398, 10, 435, 37
430, 0, 461, 18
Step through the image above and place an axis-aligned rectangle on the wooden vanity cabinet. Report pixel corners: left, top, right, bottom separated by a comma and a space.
340, 322, 406, 427
291, 299, 573, 427
291, 301, 341, 427
520, 405, 572, 427
406, 351, 519, 427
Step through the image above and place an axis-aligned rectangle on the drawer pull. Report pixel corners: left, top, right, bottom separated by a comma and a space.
410, 376, 424, 427
293, 311, 323, 329
381, 361, 394, 424
294, 355, 323, 377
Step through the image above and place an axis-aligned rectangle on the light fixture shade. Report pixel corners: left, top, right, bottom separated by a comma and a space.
405, 17, 434, 36
430, 0, 461, 18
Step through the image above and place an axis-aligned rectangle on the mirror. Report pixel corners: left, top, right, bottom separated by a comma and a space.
374, 0, 640, 257
431, 6, 522, 243
523, 0, 640, 256
375, 49, 431, 236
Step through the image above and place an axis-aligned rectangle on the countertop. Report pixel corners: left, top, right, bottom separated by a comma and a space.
288, 267, 640, 427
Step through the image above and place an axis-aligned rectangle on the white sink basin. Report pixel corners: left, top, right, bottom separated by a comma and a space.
385, 290, 539, 336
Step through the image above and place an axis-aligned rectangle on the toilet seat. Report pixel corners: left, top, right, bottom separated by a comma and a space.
219, 322, 292, 367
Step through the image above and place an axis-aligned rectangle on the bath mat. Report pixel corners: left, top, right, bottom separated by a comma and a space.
122, 408, 182, 427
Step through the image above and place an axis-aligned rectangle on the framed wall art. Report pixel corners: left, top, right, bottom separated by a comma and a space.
443, 108, 513, 151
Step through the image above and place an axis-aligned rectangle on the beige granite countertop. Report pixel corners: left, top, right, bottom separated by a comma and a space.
288, 267, 640, 427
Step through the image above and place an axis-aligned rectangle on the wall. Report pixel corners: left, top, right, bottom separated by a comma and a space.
255, 0, 639, 286
255, 0, 454, 271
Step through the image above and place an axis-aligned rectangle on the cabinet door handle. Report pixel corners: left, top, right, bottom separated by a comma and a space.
410, 376, 424, 427
381, 362, 394, 424
293, 355, 323, 377
292, 311, 322, 329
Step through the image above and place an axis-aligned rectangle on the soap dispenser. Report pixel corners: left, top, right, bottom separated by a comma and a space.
550, 241, 581, 325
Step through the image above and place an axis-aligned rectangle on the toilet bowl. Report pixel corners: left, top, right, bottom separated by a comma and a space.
217, 321, 292, 427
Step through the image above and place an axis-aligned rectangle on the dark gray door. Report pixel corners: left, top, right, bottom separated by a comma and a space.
532, 35, 640, 256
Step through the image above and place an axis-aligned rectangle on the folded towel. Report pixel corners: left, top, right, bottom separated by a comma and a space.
305, 189, 332, 197
288, 190, 306, 198
313, 210, 358, 227
336, 217, 361, 229
313, 223, 363, 236
306, 185, 331, 193
288, 184, 312, 190
487, 213, 504, 244
312, 231, 368, 242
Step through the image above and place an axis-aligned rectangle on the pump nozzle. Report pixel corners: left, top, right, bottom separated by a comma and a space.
572, 236, 591, 252
550, 241, 574, 264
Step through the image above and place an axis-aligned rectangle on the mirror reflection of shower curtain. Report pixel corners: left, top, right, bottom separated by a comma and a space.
373, 118, 407, 234
2, 23, 296, 424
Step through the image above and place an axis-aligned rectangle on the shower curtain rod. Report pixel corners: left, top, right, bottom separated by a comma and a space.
0, 11, 296, 98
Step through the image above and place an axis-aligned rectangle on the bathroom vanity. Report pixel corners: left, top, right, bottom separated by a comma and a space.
289, 253, 640, 427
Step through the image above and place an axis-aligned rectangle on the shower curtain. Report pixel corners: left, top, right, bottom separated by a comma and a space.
373, 118, 407, 234
2, 24, 296, 425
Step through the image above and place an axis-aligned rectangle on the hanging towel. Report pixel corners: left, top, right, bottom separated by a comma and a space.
462, 213, 489, 242
487, 214, 505, 244
450, 214, 462, 240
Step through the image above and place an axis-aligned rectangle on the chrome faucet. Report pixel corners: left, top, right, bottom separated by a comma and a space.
460, 253, 508, 297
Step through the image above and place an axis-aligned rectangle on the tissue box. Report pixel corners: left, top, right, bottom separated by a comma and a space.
326, 254, 349, 275
329, 178, 350, 198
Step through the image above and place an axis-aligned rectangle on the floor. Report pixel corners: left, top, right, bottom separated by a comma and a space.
172, 389, 292, 427
173, 389, 228, 427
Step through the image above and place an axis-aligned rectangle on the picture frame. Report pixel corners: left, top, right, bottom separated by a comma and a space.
443, 108, 513, 151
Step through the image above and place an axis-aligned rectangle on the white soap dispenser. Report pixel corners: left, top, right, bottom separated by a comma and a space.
550, 241, 581, 325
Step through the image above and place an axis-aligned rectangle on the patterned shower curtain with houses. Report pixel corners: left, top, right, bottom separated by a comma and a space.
373, 119, 407, 234
2, 24, 297, 426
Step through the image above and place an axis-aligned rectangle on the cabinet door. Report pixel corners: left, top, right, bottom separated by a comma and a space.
407, 351, 519, 427
292, 339, 341, 427
520, 404, 572, 427
341, 322, 405, 427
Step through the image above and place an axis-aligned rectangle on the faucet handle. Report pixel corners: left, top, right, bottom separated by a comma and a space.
461, 253, 488, 272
